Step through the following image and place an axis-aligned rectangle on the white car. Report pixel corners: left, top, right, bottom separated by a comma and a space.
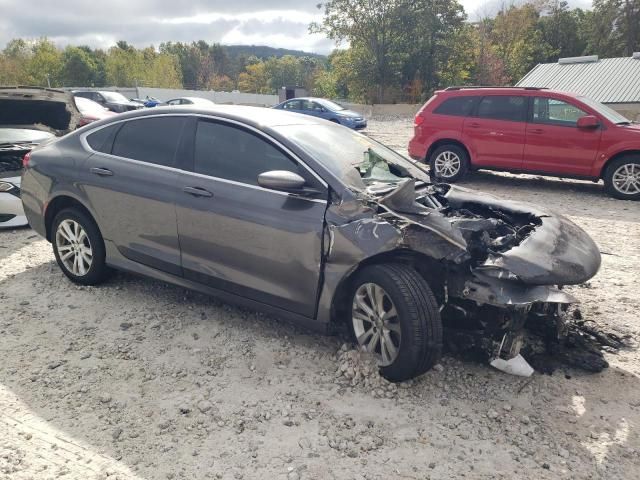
0, 87, 79, 228
165, 96, 216, 106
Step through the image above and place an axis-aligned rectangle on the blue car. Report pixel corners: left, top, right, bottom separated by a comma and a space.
273, 97, 367, 130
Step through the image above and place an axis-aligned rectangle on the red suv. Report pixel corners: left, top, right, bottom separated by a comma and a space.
409, 87, 640, 200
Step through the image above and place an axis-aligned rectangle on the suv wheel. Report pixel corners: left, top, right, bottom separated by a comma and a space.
350, 263, 442, 382
604, 156, 640, 200
429, 144, 469, 182
52, 208, 111, 285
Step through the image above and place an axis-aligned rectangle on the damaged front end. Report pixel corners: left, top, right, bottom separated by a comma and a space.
322, 173, 602, 374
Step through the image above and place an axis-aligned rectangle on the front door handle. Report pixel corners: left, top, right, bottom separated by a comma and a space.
183, 186, 213, 197
468, 122, 481, 128
531, 128, 545, 134
90, 167, 113, 176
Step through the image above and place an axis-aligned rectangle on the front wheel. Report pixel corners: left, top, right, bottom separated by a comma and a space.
52, 208, 111, 285
604, 156, 640, 200
429, 144, 469, 182
350, 263, 442, 382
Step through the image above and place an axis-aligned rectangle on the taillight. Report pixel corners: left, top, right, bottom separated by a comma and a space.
414, 114, 425, 127
22, 151, 31, 168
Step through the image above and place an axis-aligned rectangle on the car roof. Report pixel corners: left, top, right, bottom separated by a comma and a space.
94, 104, 324, 128
438, 87, 581, 98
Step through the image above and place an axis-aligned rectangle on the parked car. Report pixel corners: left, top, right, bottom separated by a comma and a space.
273, 97, 367, 130
408, 87, 640, 200
166, 97, 215, 106
73, 90, 142, 113
74, 96, 116, 126
21, 106, 600, 381
1, 87, 79, 228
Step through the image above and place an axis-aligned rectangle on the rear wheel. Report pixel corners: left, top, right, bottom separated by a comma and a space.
52, 208, 111, 285
350, 263, 442, 382
604, 156, 640, 200
429, 144, 469, 182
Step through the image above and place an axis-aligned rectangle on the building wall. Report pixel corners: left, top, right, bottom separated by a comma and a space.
607, 103, 640, 122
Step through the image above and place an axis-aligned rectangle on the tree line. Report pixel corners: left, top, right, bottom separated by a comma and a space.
0, 0, 638, 103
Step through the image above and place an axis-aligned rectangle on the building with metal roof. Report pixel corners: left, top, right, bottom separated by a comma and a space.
517, 54, 640, 121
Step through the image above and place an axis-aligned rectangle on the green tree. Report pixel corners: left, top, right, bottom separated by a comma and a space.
27, 38, 63, 87
60, 46, 98, 86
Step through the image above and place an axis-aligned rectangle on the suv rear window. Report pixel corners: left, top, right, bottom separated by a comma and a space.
476, 96, 526, 122
433, 96, 478, 116
111, 117, 186, 167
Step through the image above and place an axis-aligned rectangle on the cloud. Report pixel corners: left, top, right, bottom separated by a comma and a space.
0, 0, 330, 53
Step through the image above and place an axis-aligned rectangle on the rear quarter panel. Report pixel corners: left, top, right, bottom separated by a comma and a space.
21, 135, 92, 238
409, 101, 466, 161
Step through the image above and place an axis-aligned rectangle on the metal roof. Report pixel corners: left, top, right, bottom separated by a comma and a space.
517, 56, 640, 104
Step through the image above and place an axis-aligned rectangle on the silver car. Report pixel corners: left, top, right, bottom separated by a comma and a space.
20, 106, 601, 381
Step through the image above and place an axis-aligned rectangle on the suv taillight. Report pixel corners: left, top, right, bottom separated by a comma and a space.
22, 151, 31, 168
414, 114, 425, 127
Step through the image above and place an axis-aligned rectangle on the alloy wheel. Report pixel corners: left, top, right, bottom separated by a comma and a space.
352, 282, 401, 366
55, 219, 93, 276
434, 150, 461, 178
612, 163, 640, 195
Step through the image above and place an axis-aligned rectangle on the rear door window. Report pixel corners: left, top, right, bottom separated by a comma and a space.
111, 116, 186, 167
532, 97, 588, 127
193, 120, 304, 186
433, 96, 479, 116
476, 96, 527, 122
86, 124, 120, 153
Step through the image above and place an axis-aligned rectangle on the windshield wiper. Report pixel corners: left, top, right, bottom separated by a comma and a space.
616, 121, 632, 125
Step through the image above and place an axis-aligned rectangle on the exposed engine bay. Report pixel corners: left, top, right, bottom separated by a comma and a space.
322, 166, 606, 374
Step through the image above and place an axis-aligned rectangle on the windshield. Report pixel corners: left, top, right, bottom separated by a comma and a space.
578, 96, 631, 124
101, 91, 129, 103
274, 124, 428, 190
316, 99, 346, 111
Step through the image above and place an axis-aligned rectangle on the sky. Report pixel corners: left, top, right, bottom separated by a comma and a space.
0, 0, 593, 54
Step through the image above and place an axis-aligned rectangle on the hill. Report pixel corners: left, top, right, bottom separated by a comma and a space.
223, 45, 325, 59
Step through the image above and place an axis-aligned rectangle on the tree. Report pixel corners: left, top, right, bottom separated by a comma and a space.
489, 4, 550, 83
26, 39, 63, 87
60, 46, 98, 86
538, 1, 588, 61
238, 62, 271, 93
311, 0, 408, 102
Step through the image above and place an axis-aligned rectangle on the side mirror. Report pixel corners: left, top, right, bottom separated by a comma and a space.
577, 115, 599, 129
258, 170, 321, 196
258, 170, 306, 191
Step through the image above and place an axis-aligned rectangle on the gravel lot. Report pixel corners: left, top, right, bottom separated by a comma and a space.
1, 117, 639, 480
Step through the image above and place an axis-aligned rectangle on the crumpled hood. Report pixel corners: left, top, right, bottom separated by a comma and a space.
446, 187, 601, 286
0, 87, 80, 135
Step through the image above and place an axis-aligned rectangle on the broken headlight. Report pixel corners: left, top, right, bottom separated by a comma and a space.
0, 181, 17, 193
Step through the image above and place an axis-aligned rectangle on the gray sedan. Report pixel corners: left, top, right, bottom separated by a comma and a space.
20, 106, 601, 381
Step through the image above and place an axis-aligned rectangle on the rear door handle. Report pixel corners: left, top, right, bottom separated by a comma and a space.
90, 167, 113, 176
183, 186, 213, 197
469, 122, 481, 128
531, 128, 545, 134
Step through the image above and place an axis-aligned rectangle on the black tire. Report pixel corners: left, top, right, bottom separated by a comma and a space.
51, 208, 111, 285
603, 156, 640, 200
428, 144, 469, 183
349, 263, 442, 382
329, 118, 341, 124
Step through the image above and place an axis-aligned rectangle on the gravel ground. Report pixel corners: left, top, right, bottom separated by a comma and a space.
1, 117, 639, 480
